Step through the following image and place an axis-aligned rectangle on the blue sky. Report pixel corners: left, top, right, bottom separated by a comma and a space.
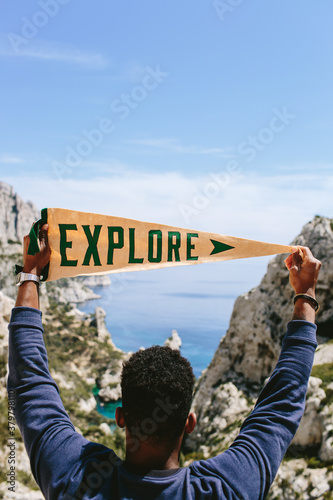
0, 1, 332, 288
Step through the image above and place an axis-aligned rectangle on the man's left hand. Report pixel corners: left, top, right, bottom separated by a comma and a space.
22, 224, 51, 277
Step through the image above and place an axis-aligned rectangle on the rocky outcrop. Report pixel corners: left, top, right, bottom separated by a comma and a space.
94, 306, 112, 342
2, 181, 333, 499
291, 377, 325, 449
79, 275, 111, 288
185, 216, 333, 498
0, 183, 39, 299
319, 398, 333, 462
267, 458, 333, 500
0, 181, 109, 307
164, 329, 182, 350
0, 182, 39, 245
0, 479, 43, 499
0, 284, 127, 497
190, 217, 333, 441
0, 292, 14, 343
46, 277, 101, 305
0, 290, 45, 499
46, 276, 111, 306
97, 368, 123, 402
0, 182, 120, 498
90, 306, 121, 350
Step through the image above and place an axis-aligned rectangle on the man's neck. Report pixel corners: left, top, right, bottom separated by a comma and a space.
123, 433, 182, 474
123, 459, 180, 476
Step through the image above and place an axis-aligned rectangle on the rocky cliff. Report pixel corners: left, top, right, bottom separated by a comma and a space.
1, 181, 333, 499
0, 295, 127, 499
184, 216, 333, 499
0, 182, 182, 499
0, 182, 125, 498
0, 181, 110, 305
0, 182, 39, 245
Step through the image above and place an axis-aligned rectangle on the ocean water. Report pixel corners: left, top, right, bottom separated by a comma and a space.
93, 386, 121, 420
78, 259, 269, 377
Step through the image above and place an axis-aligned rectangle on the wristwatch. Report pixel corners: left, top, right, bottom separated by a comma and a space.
16, 272, 40, 287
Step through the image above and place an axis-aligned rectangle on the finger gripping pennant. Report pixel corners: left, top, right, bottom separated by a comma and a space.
25, 208, 293, 282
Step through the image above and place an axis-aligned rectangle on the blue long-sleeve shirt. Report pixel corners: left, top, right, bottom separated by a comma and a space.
8, 306, 317, 499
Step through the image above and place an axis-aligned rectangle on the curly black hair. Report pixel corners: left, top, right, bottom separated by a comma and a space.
121, 345, 195, 444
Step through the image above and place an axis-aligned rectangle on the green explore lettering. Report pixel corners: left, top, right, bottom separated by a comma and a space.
59, 224, 199, 267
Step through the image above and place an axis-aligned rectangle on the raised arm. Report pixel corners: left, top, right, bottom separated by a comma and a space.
201, 247, 321, 500
8, 225, 103, 499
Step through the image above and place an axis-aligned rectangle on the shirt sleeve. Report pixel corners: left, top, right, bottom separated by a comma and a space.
193, 320, 318, 500
7, 306, 107, 500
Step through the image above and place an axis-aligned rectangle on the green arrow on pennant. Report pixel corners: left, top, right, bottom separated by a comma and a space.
210, 239, 235, 255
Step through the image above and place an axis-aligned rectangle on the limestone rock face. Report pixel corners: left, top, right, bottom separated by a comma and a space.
164, 329, 182, 350
0, 292, 15, 346
185, 216, 333, 497
0, 292, 14, 402
318, 389, 333, 463
0, 292, 46, 499
0, 182, 39, 298
268, 458, 333, 500
0, 181, 111, 306
93, 309, 124, 403
0, 481, 44, 499
78, 396, 97, 413
191, 217, 333, 442
96, 359, 123, 403
98, 379, 122, 402
90, 306, 120, 350
185, 380, 253, 457
79, 275, 111, 287
291, 376, 326, 448
94, 307, 110, 342
99, 422, 112, 435
313, 342, 333, 365
0, 181, 39, 245
46, 278, 101, 305
0, 182, 125, 498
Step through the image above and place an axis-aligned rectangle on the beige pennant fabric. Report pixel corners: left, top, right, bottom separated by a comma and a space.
33, 208, 293, 282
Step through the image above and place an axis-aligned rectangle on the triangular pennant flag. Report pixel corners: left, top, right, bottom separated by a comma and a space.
24, 208, 293, 282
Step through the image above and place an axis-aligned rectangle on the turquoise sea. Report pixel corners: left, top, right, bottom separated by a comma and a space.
92, 386, 121, 420
78, 259, 269, 378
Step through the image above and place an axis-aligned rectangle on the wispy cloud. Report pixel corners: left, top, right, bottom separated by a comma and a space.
0, 155, 24, 164
126, 138, 233, 157
277, 163, 333, 173
2, 168, 331, 246
79, 160, 128, 174
0, 37, 109, 69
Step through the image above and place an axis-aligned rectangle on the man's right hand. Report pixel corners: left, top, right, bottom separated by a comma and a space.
15, 223, 51, 310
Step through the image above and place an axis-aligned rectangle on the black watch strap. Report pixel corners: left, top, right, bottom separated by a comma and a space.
294, 294, 320, 313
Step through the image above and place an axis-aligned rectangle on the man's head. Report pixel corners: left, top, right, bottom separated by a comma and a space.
117, 345, 195, 445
